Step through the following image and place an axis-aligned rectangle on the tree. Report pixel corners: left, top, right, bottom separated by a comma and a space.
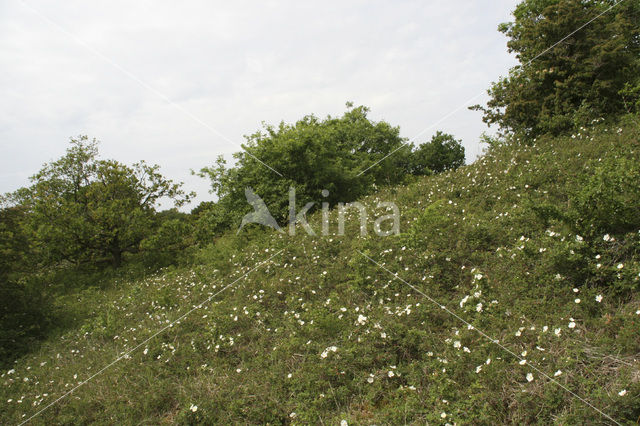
13, 136, 192, 267
472, 0, 640, 138
197, 104, 410, 228
0, 203, 50, 364
409, 131, 465, 175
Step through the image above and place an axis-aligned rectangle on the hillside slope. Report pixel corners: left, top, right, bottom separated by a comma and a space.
2, 119, 640, 425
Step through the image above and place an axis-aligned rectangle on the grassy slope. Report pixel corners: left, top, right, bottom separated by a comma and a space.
2, 120, 640, 425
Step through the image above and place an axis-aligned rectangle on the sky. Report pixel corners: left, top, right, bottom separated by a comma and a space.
0, 0, 520, 210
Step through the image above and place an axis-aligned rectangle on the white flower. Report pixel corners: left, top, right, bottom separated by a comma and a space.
236, 368, 242, 373
617, 263, 624, 269
573, 288, 579, 293
595, 294, 603, 303
453, 340, 461, 349
341, 420, 348, 426
287, 373, 292, 379
554, 370, 562, 377
459, 295, 469, 307
7, 369, 15, 375
440, 412, 447, 419
367, 376, 374, 383
189, 404, 198, 412
568, 321, 576, 329
519, 359, 527, 365
357, 314, 367, 325
603, 234, 611, 241
526, 373, 534, 382
554, 328, 562, 336
476, 303, 483, 312
387, 370, 395, 378
143, 348, 148, 355
575, 235, 583, 242
475, 365, 482, 373
618, 389, 627, 396
289, 412, 297, 418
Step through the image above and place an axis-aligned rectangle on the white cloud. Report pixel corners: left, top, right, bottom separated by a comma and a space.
0, 0, 519, 209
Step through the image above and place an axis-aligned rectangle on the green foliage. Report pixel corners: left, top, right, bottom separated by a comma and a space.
472, 0, 640, 138
197, 104, 407, 225
13, 136, 192, 267
407, 131, 465, 175
141, 216, 196, 267
573, 154, 640, 236
197, 105, 464, 232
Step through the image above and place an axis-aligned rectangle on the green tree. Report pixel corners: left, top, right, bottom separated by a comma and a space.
472, 0, 640, 138
409, 131, 465, 175
197, 104, 410, 228
14, 136, 192, 267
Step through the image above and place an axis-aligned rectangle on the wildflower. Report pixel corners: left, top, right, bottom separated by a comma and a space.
568, 321, 576, 329
453, 341, 461, 349
554, 370, 562, 377
475, 365, 482, 373
574, 298, 581, 304
341, 421, 348, 426
519, 359, 527, 365
554, 328, 562, 336
189, 404, 198, 412
573, 288, 579, 293
290, 412, 297, 418
441, 412, 447, 419
526, 373, 534, 382
357, 315, 367, 325
618, 389, 627, 397
367, 375, 374, 383
287, 373, 292, 379
603, 234, 611, 242
617, 263, 624, 269
595, 294, 603, 303
388, 370, 395, 378
476, 303, 483, 312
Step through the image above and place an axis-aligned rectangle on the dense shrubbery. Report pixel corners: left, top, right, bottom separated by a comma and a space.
2, 0, 640, 421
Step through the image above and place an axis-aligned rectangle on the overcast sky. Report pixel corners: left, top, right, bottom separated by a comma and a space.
1, 0, 520, 210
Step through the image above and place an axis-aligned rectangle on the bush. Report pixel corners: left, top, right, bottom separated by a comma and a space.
573, 156, 640, 236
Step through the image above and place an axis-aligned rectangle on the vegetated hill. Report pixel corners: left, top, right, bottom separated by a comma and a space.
2, 119, 640, 425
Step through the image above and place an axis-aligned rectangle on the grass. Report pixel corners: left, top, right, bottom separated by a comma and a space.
2, 118, 640, 425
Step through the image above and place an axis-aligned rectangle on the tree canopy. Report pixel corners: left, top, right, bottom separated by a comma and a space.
472, 0, 640, 138
11, 136, 192, 267
196, 104, 465, 234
